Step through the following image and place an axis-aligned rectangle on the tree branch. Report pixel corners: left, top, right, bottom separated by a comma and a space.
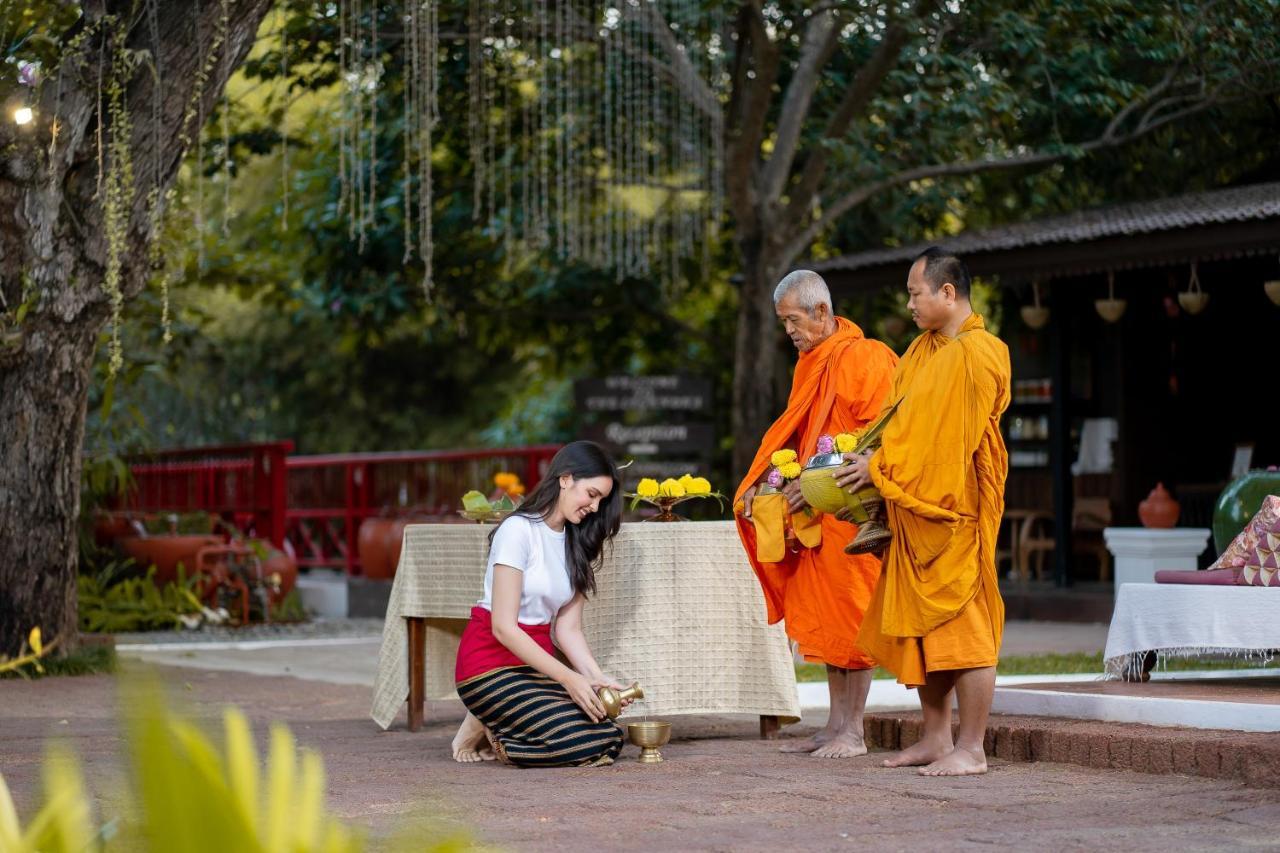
723, 2, 778, 235
757, 7, 839, 205
782, 22, 910, 225
631, 0, 719, 121
779, 87, 1247, 266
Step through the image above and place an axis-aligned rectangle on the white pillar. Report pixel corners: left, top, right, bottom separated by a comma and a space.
1103, 527, 1212, 602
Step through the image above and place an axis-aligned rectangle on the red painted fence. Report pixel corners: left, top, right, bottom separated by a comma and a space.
123, 442, 559, 574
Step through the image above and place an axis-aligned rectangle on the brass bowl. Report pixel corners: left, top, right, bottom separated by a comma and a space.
625, 721, 671, 764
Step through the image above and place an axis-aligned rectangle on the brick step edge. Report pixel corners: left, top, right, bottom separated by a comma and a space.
862, 712, 1280, 787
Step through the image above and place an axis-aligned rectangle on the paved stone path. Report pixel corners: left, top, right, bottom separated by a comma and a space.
3, 664, 1278, 851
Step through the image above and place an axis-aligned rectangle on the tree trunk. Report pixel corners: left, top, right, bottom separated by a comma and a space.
730, 240, 787, 482
0, 316, 103, 654
0, 0, 274, 657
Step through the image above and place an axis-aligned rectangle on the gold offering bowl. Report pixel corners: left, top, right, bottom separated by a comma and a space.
797, 453, 879, 521
626, 721, 671, 764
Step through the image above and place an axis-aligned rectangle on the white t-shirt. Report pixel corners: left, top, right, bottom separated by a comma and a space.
477, 514, 574, 625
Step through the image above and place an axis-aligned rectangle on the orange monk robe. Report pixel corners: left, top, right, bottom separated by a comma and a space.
734, 318, 898, 669
856, 313, 1011, 687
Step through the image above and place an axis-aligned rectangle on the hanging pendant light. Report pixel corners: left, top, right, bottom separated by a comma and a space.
1178, 261, 1210, 315
1265, 255, 1280, 307
1021, 280, 1050, 329
1095, 271, 1126, 323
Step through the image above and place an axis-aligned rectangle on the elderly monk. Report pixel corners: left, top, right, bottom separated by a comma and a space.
734, 270, 898, 758
838, 247, 1010, 777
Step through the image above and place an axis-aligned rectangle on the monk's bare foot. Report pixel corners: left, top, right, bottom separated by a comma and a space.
778, 731, 832, 753
811, 731, 867, 759
918, 745, 987, 777
451, 712, 494, 763
881, 736, 952, 768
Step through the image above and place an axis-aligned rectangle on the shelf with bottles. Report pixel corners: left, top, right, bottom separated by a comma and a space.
1005, 412, 1051, 443
1011, 378, 1052, 405
1009, 449, 1050, 468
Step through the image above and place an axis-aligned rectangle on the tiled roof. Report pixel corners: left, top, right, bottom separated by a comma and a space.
812, 182, 1280, 273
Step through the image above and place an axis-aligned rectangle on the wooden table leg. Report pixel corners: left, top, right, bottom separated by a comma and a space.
407, 616, 426, 732
759, 715, 780, 740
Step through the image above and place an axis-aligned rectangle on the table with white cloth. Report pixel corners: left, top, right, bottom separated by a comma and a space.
1104, 583, 1280, 680
370, 520, 801, 734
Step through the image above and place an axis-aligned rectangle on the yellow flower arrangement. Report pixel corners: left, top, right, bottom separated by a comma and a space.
834, 431, 862, 454
658, 478, 687, 498
778, 461, 803, 480
626, 472, 725, 519
770, 449, 798, 467
686, 477, 712, 495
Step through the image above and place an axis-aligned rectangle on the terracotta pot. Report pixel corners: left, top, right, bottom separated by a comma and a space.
384, 518, 410, 578
94, 512, 139, 548
260, 546, 298, 600
357, 517, 396, 579
118, 535, 224, 585
1138, 483, 1180, 529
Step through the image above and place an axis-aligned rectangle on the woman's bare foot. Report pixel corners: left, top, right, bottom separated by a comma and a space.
778, 730, 832, 753
811, 730, 867, 759
451, 712, 495, 763
881, 735, 952, 768
918, 745, 987, 776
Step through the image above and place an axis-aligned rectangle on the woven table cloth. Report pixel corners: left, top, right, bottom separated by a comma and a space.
1104, 583, 1280, 678
371, 521, 801, 729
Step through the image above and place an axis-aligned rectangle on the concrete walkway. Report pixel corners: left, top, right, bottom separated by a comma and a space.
114, 619, 1111, 712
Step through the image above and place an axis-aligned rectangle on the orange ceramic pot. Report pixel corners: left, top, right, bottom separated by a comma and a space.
357, 517, 395, 579
1138, 483, 1180, 529
118, 535, 224, 585
260, 546, 298, 599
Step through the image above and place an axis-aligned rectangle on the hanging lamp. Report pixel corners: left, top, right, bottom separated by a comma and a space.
1095, 271, 1126, 323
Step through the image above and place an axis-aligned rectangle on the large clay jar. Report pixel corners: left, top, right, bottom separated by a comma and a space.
1213, 467, 1280, 554
383, 517, 413, 579
357, 517, 394, 579
1138, 483, 1180, 529
260, 545, 298, 600
119, 535, 224, 585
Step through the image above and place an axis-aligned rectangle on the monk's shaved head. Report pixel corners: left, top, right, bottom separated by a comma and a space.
773, 270, 833, 317
914, 247, 971, 299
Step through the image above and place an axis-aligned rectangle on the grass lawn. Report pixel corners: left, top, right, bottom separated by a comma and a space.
795, 651, 1280, 682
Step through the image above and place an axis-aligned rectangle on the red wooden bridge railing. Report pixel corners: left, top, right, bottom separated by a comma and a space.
123, 442, 559, 574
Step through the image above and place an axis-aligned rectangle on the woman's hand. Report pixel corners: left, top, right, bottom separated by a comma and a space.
561, 671, 608, 722
590, 675, 635, 710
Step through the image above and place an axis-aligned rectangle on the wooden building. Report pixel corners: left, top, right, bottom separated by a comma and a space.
814, 182, 1280, 586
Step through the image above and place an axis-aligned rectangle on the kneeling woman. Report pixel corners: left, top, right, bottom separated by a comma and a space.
452, 440, 628, 767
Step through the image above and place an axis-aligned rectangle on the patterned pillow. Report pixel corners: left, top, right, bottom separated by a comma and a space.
1209, 495, 1280, 587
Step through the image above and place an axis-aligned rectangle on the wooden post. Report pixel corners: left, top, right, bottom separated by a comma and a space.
759, 715, 779, 740
407, 616, 426, 731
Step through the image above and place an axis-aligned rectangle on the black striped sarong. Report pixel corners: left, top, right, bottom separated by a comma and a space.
456, 666, 624, 768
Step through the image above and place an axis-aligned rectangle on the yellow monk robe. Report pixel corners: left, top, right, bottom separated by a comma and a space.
856, 313, 1011, 687
734, 318, 898, 669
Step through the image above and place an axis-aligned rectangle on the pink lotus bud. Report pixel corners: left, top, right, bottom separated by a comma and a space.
816, 434, 834, 455
766, 468, 783, 489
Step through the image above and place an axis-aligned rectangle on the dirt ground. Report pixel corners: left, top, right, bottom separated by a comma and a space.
3, 664, 1280, 852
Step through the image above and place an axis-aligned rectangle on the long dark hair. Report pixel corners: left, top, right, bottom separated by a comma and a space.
488, 441, 623, 596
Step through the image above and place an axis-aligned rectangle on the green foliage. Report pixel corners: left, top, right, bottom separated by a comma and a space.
78, 564, 204, 635
268, 590, 307, 623
0, 678, 474, 852
0, 645, 117, 681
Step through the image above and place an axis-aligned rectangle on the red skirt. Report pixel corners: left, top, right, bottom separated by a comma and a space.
455, 605, 557, 683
